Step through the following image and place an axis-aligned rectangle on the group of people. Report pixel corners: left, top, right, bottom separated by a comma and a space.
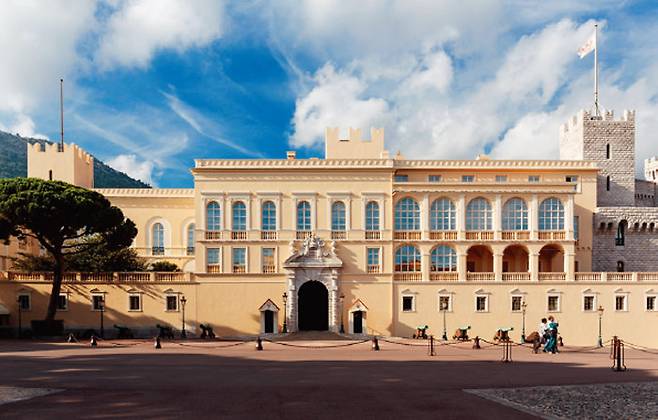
539, 316, 560, 353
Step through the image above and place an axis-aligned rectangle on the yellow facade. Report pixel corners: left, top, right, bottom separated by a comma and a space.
1, 120, 658, 347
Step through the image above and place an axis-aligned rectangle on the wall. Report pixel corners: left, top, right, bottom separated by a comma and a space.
27, 142, 94, 189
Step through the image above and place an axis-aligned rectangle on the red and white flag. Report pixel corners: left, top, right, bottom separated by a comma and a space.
578, 31, 596, 58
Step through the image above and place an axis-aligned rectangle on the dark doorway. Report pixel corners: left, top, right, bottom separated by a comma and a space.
353, 311, 363, 334
298, 281, 328, 331
264, 310, 274, 333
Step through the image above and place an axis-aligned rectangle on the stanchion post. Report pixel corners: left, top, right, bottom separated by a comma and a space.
612, 336, 626, 372
256, 336, 263, 351
502, 340, 512, 363
372, 336, 380, 351
154, 336, 162, 349
472, 336, 481, 349
428, 335, 436, 356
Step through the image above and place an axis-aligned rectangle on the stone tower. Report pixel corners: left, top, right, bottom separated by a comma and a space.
560, 109, 636, 206
27, 142, 94, 189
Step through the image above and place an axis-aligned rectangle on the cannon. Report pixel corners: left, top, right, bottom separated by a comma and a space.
156, 324, 175, 339
452, 326, 471, 341
493, 327, 514, 342
413, 325, 429, 339
113, 324, 134, 339
199, 323, 216, 339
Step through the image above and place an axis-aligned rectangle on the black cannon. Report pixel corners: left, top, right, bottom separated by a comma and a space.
156, 324, 175, 339
413, 325, 429, 339
113, 324, 134, 339
494, 327, 514, 342
199, 323, 216, 339
453, 326, 471, 341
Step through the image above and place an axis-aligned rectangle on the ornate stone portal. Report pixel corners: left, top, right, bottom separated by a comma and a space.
283, 235, 343, 332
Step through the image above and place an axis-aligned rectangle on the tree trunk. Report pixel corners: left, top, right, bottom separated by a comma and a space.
45, 253, 64, 322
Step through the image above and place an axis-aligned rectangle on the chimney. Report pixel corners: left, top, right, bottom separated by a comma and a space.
287, 151, 296, 160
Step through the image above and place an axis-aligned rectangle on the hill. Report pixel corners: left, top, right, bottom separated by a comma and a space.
0, 131, 150, 188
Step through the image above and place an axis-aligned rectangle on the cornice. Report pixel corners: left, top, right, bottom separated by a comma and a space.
95, 188, 194, 197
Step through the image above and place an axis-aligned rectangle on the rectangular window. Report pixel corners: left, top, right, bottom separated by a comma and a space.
394, 174, 408, 182
495, 175, 508, 183
566, 176, 578, 183
528, 175, 540, 182
583, 295, 595, 311
57, 294, 68, 311
547, 295, 560, 312
262, 248, 275, 273
511, 296, 522, 312
439, 295, 451, 312
92, 295, 104, 311
166, 295, 178, 311
207, 248, 220, 267
574, 216, 579, 241
129, 294, 142, 311
367, 247, 380, 266
232, 248, 247, 273
18, 294, 31, 311
402, 296, 414, 312
462, 175, 475, 183
476, 296, 488, 312
647, 296, 656, 311
615, 295, 627, 311
428, 175, 442, 183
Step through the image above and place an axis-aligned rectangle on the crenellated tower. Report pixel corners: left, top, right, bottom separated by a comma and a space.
27, 142, 94, 189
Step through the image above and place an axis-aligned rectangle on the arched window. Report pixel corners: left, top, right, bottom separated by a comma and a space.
186, 223, 195, 255
395, 245, 421, 272
261, 201, 276, 231
538, 198, 564, 230
152, 222, 164, 255
297, 201, 311, 231
431, 245, 456, 272
395, 198, 420, 231
502, 198, 528, 230
365, 201, 380, 231
466, 198, 492, 230
206, 202, 221, 231
615, 220, 627, 246
430, 198, 455, 231
232, 201, 246, 231
331, 201, 346, 231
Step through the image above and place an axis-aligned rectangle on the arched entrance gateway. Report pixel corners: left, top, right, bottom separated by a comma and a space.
283, 236, 343, 332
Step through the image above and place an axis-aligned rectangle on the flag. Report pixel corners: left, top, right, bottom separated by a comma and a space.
578, 31, 596, 59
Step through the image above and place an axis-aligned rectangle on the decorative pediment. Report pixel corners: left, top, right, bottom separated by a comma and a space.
163, 288, 178, 294
127, 288, 142, 294
400, 288, 418, 295
582, 288, 597, 294
509, 288, 525, 295
646, 288, 656, 294
283, 235, 343, 269
89, 288, 106, 294
437, 288, 453, 294
614, 288, 628, 294
259, 299, 280, 312
474, 288, 490, 295
546, 288, 562, 294
349, 299, 368, 312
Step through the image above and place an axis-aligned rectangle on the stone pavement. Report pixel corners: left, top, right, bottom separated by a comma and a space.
0, 338, 656, 419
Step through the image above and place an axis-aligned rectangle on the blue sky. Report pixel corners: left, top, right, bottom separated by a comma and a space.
2, 1, 658, 187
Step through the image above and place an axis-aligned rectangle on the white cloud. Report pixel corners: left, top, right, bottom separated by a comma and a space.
96, 0, 226, 69
107, 154, 155, 186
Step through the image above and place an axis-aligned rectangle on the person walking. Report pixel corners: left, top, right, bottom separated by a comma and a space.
543, 316, 559, 354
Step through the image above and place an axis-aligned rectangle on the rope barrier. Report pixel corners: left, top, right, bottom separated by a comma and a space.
171, 341, 252, 349
264, 339, 369, 349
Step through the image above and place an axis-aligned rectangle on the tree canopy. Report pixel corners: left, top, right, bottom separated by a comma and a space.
0, 178, 137, 322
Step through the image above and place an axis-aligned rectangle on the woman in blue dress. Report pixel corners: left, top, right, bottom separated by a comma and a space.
543, 316, 559, 354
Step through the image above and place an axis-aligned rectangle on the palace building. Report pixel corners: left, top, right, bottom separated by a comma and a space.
1, 109, 658, 347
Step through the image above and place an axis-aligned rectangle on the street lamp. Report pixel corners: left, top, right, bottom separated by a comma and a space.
180, 295, 187, 339
441, 299, 448, 341
16, 296, 22, 339
597, 305, 604, 347
521, 301, 528, 343
98, 298, 105, 339
282, 292, 288, 333
339, 294, 345, 334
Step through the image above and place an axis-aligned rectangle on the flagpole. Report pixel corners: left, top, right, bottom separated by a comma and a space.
594, 24, 599, 116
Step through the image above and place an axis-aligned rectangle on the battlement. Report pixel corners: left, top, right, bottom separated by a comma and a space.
645, 156, 658, 182
29, 142, 94, 164
28, 141, 94, 188
325, 127, 389, 159
561, 109, 635, 134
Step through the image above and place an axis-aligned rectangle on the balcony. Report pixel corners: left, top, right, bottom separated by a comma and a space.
296, 231, 313, 240
261, 231, 278, 240
466, 272, 494, 281
207, 265, 221, 274
186, 247, 195, 256
365, 231, 381, 240
575, 272, 603, 282
232, 266, 246, 274
331, 231, 347, 240
607, 272, 633, 282
639, 273, 658, 281
538, 272, 566, 281
262, 265, 276, 274
5, 271, 193, 282
430, 231, 457, 240
538, 231, 566, 240
205, 231, 222, 240
151, 246, 165, 256
231, 231, 247, 240
394, 231, 422, 240
367, 264, 381, 274
502, 272, 530, 282
394, 272, 422, 281
430, 272, 458, 281
465, 231, 494, 241
501, 231, 530, 241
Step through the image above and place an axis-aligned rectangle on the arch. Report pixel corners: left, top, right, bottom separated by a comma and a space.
502, 198, 528, 231
466, 245, 493, 272
394, 245, 421, 272
538, 244, 564, 272
431, 245, 457, 272
394, 197, 420, 231
466, 197, 492, 231
206, 201, 221, 231
232, 201, 247, 231
182, 260, 195, 273
503, 244, 529, 272
538, 198, 564, 230
365, 201, 380, 231
261, 201, 277, 231
297, 201, 312, 231
331, 201, 346, 231
145, 216, 172, 250
430, 198, 456, 231
298, 281, 328, 331
151, 222, 165, 255
615, 220, 627, 246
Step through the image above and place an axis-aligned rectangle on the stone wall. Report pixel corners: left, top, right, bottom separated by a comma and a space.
635, 179, 656, 207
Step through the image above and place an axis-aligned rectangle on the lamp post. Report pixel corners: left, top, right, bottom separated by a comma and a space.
180, 295, 187, 339
441, 299, 448, 341
98, 298, 105, 339
339, 293, 345, 334
597, 305, 604, 347
282, 292, 288, 333
16, 296, 22, 339
521, 301, 527, 343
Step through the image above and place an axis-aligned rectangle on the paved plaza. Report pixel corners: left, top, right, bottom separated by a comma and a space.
0, 337, 657, 419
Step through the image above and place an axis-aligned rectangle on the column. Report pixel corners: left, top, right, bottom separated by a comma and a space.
565, 195, 574, 240
458, 252, 468, 282
421, 193, 430, 240
287, 274, 297, 332
493, 194, 502, 240
457, 194, 466, 240
422, 249, 431, 282
529, 252, 539, 281
564, 252, 575, 281
494, 252, 503, 282
530, 195, 538, 240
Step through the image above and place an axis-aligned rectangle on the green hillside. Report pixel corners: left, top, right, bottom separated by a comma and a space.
0, 131, 150, 188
